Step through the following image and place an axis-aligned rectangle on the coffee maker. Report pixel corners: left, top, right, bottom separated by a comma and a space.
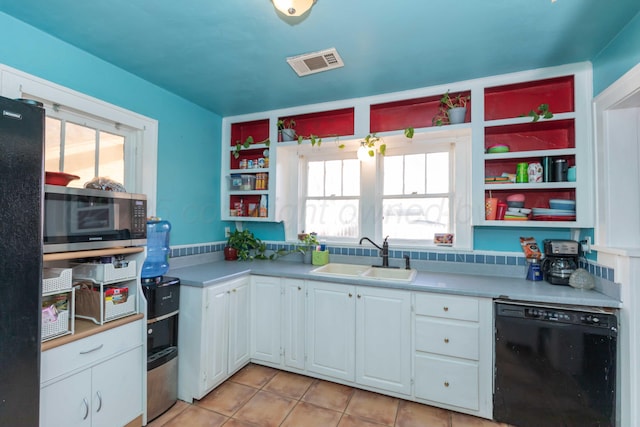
541, 239, 580, 285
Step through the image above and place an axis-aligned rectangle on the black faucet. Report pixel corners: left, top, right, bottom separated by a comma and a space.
359, 236, 390, 268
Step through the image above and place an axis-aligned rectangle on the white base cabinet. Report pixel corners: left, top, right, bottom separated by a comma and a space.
250, 276, 306, 370
178, 276, 250, 402
40, 321, 143, 427
305, 281, 411, 395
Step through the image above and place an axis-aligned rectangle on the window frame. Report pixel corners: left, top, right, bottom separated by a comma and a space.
0, 64, 158, 214
286, 130, 472, 249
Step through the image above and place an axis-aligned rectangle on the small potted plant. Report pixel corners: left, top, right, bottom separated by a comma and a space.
297, 232, 319, 264
433, 91, 470, 126
277, 119, 296, 142
224, 229, 266, 261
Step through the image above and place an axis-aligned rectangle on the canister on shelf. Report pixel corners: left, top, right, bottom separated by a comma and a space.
516, 162, 529, 183
553, 159, 568, 182
542, 156, 552, 182
527, 162, 543, 183
239, 159, 247, 169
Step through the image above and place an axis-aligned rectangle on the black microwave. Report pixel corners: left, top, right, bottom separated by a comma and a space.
44, 185, 147, 253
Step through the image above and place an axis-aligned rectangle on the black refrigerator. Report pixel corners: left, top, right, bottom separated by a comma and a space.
0, 96, 44, 426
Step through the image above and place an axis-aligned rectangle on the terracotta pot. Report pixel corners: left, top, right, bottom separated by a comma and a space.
224, 246, 238, 261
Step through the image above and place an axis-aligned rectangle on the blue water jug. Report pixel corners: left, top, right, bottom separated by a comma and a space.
141, 219, 171, 279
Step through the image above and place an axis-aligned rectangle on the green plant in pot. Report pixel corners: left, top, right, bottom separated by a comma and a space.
224, 228, 267, 261
433, 91, 470, 126
297, 232, 319, 263
277, 119, 297, 142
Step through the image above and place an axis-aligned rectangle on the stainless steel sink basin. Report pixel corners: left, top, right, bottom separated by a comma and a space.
310, 263, 417, 283
360, 267, 417, 282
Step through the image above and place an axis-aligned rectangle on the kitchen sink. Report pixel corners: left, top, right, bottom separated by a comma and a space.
309, 263, 370, 277
310, 263, 417, 283
360, 267, 417, 282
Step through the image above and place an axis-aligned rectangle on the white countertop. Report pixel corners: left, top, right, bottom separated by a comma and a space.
169, 259, 620, 308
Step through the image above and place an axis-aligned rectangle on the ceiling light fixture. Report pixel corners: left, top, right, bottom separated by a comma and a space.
272, 0, 317, 17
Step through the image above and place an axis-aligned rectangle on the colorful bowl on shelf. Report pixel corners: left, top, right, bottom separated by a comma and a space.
548, 199, 576, 211
486, 144, 510, 154
45, 171, 80, 186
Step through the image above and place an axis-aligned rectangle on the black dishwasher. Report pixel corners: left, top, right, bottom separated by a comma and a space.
494, 301, 617, 427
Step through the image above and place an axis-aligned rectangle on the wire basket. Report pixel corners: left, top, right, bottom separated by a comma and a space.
42, 268, 73, 294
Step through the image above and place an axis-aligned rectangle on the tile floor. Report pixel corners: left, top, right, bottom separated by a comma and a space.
148, 364, 512, 427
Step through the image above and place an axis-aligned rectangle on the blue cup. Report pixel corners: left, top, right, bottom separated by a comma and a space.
567, 166, 576, 182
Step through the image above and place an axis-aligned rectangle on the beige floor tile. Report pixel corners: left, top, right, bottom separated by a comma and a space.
233, 390, 297, 427
280, 401, 342, 427
196, 381, 258, 416
345, 389, 399, 426
162, 405, 228, 427
224, 419, 261, 427
451, 412, 507, 426
147, 400, 191, 426
395, 400, 450, 427
302, 380, 355, 412
337, 414, 388, 427
229, 364, 279, 389
263, 370, 314, 399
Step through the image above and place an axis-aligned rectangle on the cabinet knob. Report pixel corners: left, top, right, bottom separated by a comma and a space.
444, 338, 449, 344
443, 306, 449, 312
298, 286, 302, 290
232, 288, 237, 292
348, 293, 353, 298
444, 381, 450, 388
357, 294, 361, 299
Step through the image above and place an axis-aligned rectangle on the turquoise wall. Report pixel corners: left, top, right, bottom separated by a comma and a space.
0, 13, 223, 245
593, 11, 640, 96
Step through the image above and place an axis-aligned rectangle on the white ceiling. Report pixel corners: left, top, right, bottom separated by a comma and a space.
1, 0, 639, 116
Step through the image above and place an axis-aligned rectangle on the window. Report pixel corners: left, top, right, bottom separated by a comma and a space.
45, 112, 129, 188
305, 158, 360, 238
286, 130, 472, 249
381, 147, 452, 241
0, 64, 158, 213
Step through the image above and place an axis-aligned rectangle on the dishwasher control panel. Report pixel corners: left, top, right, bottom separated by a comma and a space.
496, 302, 616, 329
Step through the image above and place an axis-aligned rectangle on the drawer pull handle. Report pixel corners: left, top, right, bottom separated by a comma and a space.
96, 391, 103, 412
79, 344, 104, 355
82, 398, 89, 420
444, 381, 450, 387
443, 306, 449, 312
444, 338, 449, 344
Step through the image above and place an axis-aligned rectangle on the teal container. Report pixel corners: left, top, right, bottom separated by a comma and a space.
141, 219, 171, 279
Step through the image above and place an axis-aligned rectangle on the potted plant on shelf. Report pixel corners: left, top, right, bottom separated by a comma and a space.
277, 119, 297, 142
433, 91, 470, 126
224, 229, 267, 261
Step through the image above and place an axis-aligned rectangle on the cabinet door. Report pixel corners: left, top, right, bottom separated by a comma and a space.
282, 278, 305, 370
40, 369, 92, 427
203, 285, 229, 394
355, 287, 411, 395
251, 276, 282, 364
228, 277, 251, 373
91, 347, 143, 427
306, 281, 355, 381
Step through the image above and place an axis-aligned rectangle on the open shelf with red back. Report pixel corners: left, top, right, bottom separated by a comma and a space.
279, 108, 354, 140
230, 119, 270, 146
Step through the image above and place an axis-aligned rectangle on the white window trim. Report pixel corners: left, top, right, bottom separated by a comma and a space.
0, 63, 158, 215
280, 129, 472, 250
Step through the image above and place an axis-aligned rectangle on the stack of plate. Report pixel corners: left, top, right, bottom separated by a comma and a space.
532, 199, 576, 221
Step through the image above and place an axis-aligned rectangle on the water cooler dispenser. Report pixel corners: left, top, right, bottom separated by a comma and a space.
141, 219, 180, 422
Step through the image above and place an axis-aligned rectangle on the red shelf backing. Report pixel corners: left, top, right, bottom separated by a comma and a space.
231, 119, 270, 146
279, 108, 354, 139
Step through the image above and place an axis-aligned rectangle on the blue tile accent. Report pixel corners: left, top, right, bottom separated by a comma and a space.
446, 254, 455, 262
507, 256, 516, 266
517, 257, 526, 266
428, 252, 436, 261
596, 266, 602, 278
486, 255, 495, 264
496, 256, 505, 265
455, 254, 465, 262
465, 254, 474, 263
474, 254, 485, 264
420, 252, 428, 260
437, 253, 446, 261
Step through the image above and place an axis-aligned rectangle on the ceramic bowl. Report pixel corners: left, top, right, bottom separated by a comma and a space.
549, 199, 576, 210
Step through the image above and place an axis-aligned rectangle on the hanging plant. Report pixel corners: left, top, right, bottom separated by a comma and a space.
233, 136, 270, 159
338, 127, 414, 156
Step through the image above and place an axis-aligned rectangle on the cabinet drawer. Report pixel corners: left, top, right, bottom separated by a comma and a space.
414, 354, 479, 411
41, 320, 142, 384
414, 293, 479, 321
415, 317, 479, 360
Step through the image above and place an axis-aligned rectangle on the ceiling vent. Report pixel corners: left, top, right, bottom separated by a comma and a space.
286, 48, 344, 77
